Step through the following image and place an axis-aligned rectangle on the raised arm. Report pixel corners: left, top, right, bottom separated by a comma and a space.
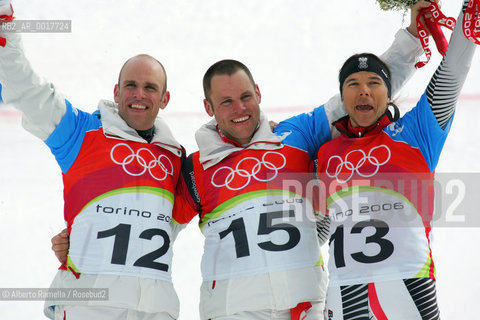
395, 0, 477, 173
0, 4, 67, 141
426, 0, 477, 129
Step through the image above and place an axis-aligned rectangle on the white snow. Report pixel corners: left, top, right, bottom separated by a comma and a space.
0, 0, 479, 319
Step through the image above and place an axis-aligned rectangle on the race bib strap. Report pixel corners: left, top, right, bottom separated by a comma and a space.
290, 302, 312, 320
57, 257, 81, 279
66, 256, 81, 279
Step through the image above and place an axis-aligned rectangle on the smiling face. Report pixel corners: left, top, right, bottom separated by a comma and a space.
342, 71, 389, 127
204, 69, 261, 145
114, 55, 170, 131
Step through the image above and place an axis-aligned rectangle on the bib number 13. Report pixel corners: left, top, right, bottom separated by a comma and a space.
329, 219, 394, 268
219, 210, 301, 258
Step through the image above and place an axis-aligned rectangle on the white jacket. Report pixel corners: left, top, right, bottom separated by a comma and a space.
0, 32, 182, 319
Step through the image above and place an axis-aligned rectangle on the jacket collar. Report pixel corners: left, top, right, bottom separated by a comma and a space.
96, 100, 184, 158
195, 111, 284, 169
333, 104, 400, 138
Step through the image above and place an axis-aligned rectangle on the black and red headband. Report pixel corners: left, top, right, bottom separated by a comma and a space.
339, 55, 392, 98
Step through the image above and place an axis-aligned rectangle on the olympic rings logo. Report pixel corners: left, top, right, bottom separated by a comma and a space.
110, 143, 173, 181
211, 151, 287, 191
326, 145, 391, 183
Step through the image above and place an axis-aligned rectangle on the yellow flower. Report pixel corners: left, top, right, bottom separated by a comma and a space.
375, 0, 417, 11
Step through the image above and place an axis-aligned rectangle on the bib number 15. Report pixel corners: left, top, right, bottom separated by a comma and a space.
218, 210, 301, 258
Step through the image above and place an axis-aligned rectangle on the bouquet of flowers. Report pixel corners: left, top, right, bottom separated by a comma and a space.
376, 0, 452, 57
375, 0, 417, 11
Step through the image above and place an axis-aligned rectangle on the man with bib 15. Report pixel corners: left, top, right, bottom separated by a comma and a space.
0, 2, 185, 319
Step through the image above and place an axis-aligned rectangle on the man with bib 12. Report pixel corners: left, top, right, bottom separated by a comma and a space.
312, 1, 477, 318
0, 2, 185, 320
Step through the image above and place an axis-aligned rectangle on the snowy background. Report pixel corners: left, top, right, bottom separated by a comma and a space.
0, 0, 479, 319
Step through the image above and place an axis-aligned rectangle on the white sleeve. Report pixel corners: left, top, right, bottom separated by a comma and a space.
380, 28, 424, 98
0, 2, 11, 14
0, 33, 67, 141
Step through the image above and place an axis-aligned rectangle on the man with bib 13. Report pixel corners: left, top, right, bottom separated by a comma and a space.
312, 1, 477, 318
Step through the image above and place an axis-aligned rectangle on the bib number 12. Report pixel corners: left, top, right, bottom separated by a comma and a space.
97, 223, 170, 271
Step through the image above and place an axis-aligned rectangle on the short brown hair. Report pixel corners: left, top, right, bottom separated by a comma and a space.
203, 59, 255, 103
